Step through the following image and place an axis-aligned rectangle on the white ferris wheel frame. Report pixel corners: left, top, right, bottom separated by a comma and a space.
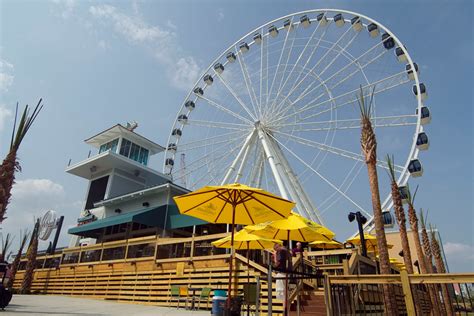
163, 9, 425, 236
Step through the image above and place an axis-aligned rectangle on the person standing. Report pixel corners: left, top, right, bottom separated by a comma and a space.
292, 242, 304, 257
273, 243, 292, 316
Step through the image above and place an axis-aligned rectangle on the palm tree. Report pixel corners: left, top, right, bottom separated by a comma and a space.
420, 210, 446, 314
430, 225, 454, 315
20, 219, 39, 294
7, 230, 29, 289
386, 156, 422, 315
357, 87, 398, 315
406, 187, 441, 316
0, 233, 13, 262
0, 99, 43, 223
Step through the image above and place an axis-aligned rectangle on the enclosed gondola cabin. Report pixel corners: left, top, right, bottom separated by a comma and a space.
351, 16, 363, 32
416, 132, 429, 150
382, 33, 395, 50
203, 74, 213, 85
408, 159, 423, 177
185, 100, 195, 111
253, 33, 262, 44
416, 106, 431, 125
165, 158, 174, 168
334, 13, 344, 27
398, 186, 409, 204
284, 19, 293, 30
177, 114, 188, 124
226, 52, 236, 63
300, 15, 310, 28
268, 25, 278, 37
367, 23, 379, 38
172, 128, 182, 138
213, 63, 224, 74
382, 211, 395, 229
317, 13, 328, 26
395, 46, 407, 62
193, 87, 204, 96
239, 42, 249, 53
413, 83, 427, 100
406, 63, 419, 81
167, 143, 177, 153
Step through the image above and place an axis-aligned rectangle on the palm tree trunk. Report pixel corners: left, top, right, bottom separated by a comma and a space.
421, 213, 445, 315
0, 150, 19, 222
430, 230, 454, 315
388, 177, 423, 315
7, 232, 29, 289
407, 204, 441, 316
20, 221, 39, 294
366, 163, 398, 315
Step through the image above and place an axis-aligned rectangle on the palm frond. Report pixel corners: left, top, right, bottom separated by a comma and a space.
386, 154, 397, 182
406, 184, 419, 206
11, 99, 43, 150
356, 85, 376, 119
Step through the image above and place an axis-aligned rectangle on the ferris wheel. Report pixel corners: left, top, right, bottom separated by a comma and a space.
163, 9, 430, 234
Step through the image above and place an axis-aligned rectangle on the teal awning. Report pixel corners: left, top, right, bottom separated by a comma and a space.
68, 204, 207, 238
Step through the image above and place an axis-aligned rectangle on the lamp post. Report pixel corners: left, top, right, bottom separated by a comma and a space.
348, 211, 368, 257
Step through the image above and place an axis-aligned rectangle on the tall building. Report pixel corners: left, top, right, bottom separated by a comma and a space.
66, 123, 224, 248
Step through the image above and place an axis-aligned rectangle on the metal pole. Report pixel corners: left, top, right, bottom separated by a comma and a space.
256, 276, 261, 316
357, 212, 367, 257
267, 264, 272, 316
50, 216, 64, 254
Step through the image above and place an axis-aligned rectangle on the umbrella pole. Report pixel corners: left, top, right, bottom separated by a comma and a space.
285, 232, 290, 316
226, 204, 236, 312
247, 241, 250, 316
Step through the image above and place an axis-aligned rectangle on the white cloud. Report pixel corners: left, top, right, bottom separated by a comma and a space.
12, 179, 65, 199
97, 40, 109, 50
0, 105, 12, 132
50, 0, 77, 19
89, 4, 200, 90
0, 58, 14, 92
443, 242, 474, 272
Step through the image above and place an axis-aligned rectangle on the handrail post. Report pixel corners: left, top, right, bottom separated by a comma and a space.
400, 270, 416, 316
323, 273, 332, 316
256, 276, 260, 316
267, 264, 272, 316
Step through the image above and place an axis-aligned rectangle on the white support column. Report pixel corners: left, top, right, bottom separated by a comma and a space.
234, 136, 255, 183
269, 136, 325, 225
257, 128, 289, 200
220, 130, 256, 185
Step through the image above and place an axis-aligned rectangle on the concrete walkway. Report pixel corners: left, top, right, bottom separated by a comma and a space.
3, 295, 210, 315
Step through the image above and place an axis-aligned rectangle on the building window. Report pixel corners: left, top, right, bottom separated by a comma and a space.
118, 138, 149, 166
99, 138, 119, 154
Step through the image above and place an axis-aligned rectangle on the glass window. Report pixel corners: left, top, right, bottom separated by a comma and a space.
99, 144, 107, 153
109, 138, 119, 152
62, 252, 80, 264
127, 243, 155, 259
119, 139, 131, 157
130, 143, 140, 162
80, 249, 102, 263
102, 246, 126, 261
138, 148, 149, 166
99, 139, 119, 154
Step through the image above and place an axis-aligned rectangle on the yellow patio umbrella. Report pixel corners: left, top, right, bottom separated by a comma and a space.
309, 240, 344, 250
212, 229, 282, 291
173, 183, 294, 306
346, 233, 393, 253
245, 212, 335, 242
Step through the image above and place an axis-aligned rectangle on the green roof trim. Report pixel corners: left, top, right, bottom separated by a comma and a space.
68, 204, 208, 238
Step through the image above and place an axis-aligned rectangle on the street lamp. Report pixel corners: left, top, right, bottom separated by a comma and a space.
348, 211, 368, 257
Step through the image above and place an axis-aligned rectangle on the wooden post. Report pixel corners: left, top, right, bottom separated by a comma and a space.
323, 273, 332, 316
400, 270, 416, 316
342, 259, 350, 275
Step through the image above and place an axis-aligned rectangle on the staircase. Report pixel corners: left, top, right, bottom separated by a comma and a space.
290, 290, 327, 316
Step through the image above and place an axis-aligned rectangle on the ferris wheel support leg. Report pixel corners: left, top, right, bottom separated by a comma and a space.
234, 136, 255, 183
220, 130, 256, 185
257, 129, 289, 200
267, 133, 325, 226
249, 147, 264, 187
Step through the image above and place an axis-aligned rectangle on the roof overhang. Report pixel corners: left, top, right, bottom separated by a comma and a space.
65, 150, 171, 181
85, 124, 164, 155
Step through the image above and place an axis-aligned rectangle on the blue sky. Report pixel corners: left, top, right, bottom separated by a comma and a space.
0, 0, 472, 272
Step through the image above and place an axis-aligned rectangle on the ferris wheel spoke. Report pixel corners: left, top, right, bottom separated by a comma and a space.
273, 130, 405, 173
271, 70, 409, 125
269, 133, 372, 218
274, 21, 355, 114
274, 115, 418, 132
178, 130, 246, 151
236, 48, 260, 117
187, 119, 250, 131
213, 72, 258, 121
197, 94, 254, 124
173, 136, 245, 185
269, 17, 326, 117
